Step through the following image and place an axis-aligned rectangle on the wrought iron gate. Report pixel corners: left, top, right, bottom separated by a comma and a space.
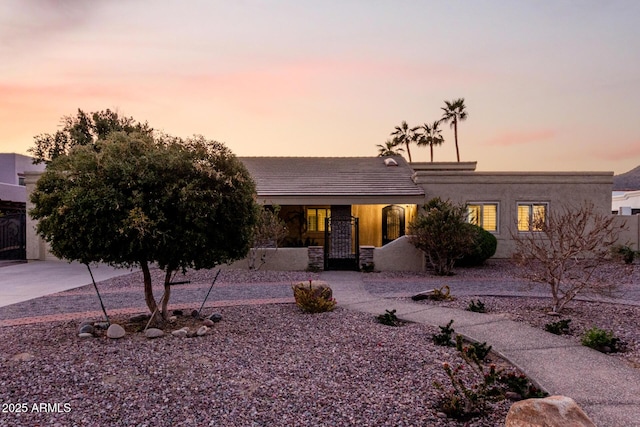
324, 216, 359, 271
0, 213, 26, 260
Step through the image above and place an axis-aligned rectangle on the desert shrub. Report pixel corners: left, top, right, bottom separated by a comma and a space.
433, 319, 456, 346
467, 299, 486, 313
376, 309, 400, 326
457, 224, 497, 267
409, 198, 475, 275
292, 281, 336, 313
544, 319, 571, 335
611, 244, 637, 264
581, 327, 624, 353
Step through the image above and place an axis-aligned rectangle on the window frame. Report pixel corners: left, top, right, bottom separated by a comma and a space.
516, 202, 549, 232
306, 207, 331, 232
466, 202, 499, 233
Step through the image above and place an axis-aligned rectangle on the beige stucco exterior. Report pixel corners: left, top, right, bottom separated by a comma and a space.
411, 162, 615, 258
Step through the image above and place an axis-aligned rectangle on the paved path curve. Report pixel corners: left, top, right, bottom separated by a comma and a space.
322, 270, 640, 427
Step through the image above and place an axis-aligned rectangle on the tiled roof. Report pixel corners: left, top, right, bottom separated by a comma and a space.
239, 156, 424, 197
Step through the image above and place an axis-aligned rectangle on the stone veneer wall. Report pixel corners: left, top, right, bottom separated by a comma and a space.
307, 246, 324, 270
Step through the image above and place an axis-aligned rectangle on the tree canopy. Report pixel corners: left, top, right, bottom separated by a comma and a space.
30, 130, 258, 320
28, 109, 153, 164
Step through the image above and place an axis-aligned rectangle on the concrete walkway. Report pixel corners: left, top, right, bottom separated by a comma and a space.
0, 260, 134, 307
321, 270, 640, 427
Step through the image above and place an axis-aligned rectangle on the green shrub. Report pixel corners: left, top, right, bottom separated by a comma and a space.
611, 244, 637, 264
467, 299, 486, 313
292, 281, 336, 313
544, 319, 571, 335
457, 223, 497, 267
408, 198, 476, 275
581, 327, 624, 353
376, 309, 399, 326
433, 320, 456, 346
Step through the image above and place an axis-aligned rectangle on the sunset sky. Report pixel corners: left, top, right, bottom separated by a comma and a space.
1, 1, 639, 174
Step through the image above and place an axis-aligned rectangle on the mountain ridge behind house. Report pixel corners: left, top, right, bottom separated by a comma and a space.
613, 165, 640, 191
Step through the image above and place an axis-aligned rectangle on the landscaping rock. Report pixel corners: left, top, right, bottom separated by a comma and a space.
505, 395, 596, 427
168, 316, 177, 323
79, 319, 94, 328
106, 324, 126, 339
208, 313, 223, 323
93, 322, 109, 330
191, 310, 200, 318
78, 333, 93, 339
144, 328, 164, 339
129, 314, 150, 323
11, 352, 35, 361
78, 324, 94, 335
196, 326, 209, 336
203, 319, 214, 327
171, 329, 188, 338
172, 309, 183, 316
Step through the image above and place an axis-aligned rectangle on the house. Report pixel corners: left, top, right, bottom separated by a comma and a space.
0, 153, 45, 213
25, 156, 635, 270
0, 154, 45, 260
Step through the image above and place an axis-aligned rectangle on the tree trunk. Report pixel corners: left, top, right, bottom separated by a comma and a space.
161, 270, 172, 320
454, 120, 460, 162
405, 142, 412, 162
141, 260, 158, 315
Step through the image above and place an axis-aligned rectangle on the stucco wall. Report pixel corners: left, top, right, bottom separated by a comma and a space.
615, 215, 640, 250
373, 235, 424, 271
223, 248, 309, 271
412, 167, 614, 258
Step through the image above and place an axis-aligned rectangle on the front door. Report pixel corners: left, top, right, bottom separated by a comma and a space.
382, 205, 405, 245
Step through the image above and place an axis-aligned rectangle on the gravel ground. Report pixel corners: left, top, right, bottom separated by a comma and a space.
0, 263, 638, 426
0, 305, 514, 427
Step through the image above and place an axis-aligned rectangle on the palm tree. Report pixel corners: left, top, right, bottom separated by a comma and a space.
390, 120, 420, 162
376, 139, 405, 157
441, 98, 467, 162
416, 120, 445, 162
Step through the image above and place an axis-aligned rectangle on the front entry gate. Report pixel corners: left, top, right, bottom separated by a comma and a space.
0, 213, 26, 260
324, 216, 359, 271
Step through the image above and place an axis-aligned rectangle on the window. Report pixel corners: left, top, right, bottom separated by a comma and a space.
517, 203, 547, 231
307, 208, 330, 232
467, 203, 498, 232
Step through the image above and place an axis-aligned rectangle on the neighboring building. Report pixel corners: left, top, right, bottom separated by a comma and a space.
0, 153, 45, 260
613, 191, 640, 215
0, 153, 45, 213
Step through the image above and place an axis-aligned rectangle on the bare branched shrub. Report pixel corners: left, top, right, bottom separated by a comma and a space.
248, 205, 287, 270
512, 202, 628, 313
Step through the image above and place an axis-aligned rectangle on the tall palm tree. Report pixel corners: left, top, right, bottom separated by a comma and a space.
376, 139, 405, 157
390, 120, 420, 162
441, 98, 467, 162
416, 120, 445, 162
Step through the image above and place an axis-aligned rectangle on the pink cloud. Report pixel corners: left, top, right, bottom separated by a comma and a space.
482, 129, 557, 147
589, 141, 640, 161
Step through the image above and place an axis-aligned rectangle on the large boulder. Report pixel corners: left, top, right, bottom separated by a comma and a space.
505, 395, 596, 427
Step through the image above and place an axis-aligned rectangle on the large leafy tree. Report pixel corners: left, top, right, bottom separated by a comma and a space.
441, 98, 467, 162
416, 120, 445, 162
390, 121, 420, 162
28, 108, 153, 164
376, 139, 405, 157
30, 131, 258, 321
